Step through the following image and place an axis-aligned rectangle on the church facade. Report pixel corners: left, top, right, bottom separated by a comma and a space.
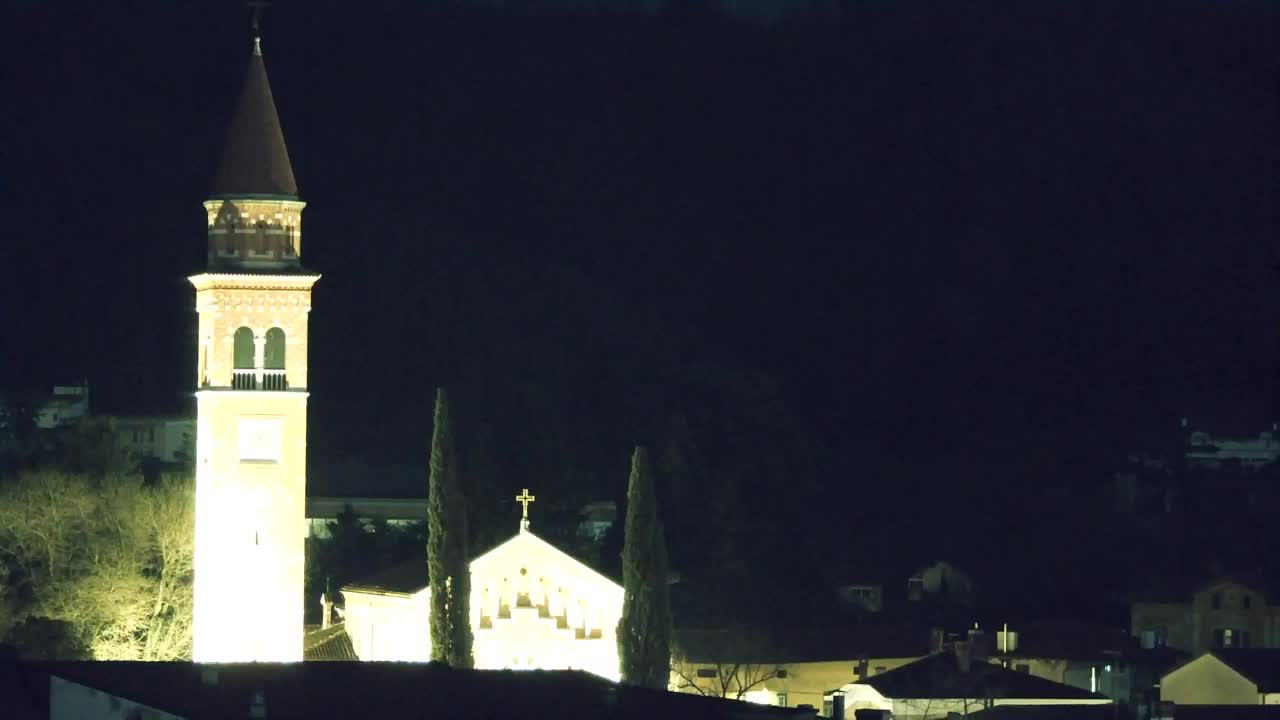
191, 34, 318, 663
341, 504, 624, 680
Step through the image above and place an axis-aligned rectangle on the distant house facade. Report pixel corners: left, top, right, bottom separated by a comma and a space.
671, 625, 936, 710
109, 416, 195, 465
908, 561, 976, 606
1185, 426, 1280, 470
1132, 578, 1280, 656
304, 496, 427, 538
0, 383, 90, 431
1160, 649, 1280, 705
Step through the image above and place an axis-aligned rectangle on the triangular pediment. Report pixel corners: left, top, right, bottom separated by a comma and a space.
469, 530, 622, 600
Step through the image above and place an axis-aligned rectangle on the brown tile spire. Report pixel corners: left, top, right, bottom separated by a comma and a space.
210, 35, 298, 199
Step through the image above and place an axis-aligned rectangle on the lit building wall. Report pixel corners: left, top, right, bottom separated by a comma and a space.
674, 657, 921, 709
191, 275, 316, 663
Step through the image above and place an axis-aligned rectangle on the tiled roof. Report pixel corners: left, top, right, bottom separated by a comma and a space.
303, 624, 358, 661
210, 43, 297, 198
8, 661, 815, 720
858, 652, 1107, 701
1211, 649, 1280, 693
675, 624, 932, 664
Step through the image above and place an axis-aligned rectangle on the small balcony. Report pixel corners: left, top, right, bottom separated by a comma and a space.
232, 368, 288, 391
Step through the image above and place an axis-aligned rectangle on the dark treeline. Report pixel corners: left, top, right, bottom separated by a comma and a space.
3, 1, 1276, 626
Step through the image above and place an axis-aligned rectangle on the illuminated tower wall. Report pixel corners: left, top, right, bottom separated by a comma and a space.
191, 38, 318, 663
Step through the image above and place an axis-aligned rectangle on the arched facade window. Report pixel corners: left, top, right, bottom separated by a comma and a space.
264, 328, 286, 370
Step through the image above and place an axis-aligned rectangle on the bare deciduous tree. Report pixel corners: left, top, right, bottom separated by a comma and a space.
0, 471, 193, 660
670, 628, 781, 701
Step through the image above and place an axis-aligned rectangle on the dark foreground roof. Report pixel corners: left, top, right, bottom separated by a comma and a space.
1209, 649, 1280, 692
3, 661, 814, 720
1167, 708, 1280, 720
967, 705, 1126, 720
859, 652, 1107, 701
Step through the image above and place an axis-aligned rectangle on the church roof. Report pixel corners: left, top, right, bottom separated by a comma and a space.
210, 40, 298, 199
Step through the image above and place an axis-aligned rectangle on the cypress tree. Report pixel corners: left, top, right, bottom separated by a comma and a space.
427, 387, 473, 667
617, 445, 672, 688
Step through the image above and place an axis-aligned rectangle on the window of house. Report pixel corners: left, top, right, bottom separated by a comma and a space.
776, 693, 788, 707
1243, 594, 1252, 609
1214, 628, 1252, 648
696, 668, 717, 679
1212, 592, 1222, 610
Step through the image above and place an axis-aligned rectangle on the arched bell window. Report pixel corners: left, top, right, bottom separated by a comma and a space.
264, 328, 286, 370
233, 327, 256, 389
264, 328, 287, 390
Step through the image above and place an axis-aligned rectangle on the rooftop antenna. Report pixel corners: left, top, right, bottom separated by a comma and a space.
248, 0, 271, 55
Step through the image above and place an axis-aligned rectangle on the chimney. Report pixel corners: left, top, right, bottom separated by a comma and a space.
320, 592, 333, 630
930, 627, 946, 653
831, 692, 846, 720
953, 640, 972, 673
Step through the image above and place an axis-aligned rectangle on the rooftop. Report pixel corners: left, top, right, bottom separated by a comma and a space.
857, 652, 1108, 701
210, 41, 297, 199
3, 661, 814, 720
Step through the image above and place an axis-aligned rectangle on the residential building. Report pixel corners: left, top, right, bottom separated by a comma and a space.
1185, 426, 1280, 470
1159, 649, 1280, 706
830, 648, 1113, 719
109, 416, 195, 465
671, 624, 935, 709
304, 496, 426, 538
0, 383, 90, 431
1131, 578, 1280, 656
835, 584, 884, 615
576, 500, 616, 542
908, 561, 976, 606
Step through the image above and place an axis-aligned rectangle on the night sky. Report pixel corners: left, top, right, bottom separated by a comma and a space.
3, 1, 1277, 610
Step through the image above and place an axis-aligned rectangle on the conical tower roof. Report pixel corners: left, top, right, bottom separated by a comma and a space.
211, 40, 298, 198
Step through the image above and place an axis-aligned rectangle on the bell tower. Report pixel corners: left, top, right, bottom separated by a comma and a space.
190, 26, 318, 662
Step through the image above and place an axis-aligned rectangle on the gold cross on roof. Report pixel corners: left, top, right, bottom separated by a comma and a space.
515, 488, 536, 519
